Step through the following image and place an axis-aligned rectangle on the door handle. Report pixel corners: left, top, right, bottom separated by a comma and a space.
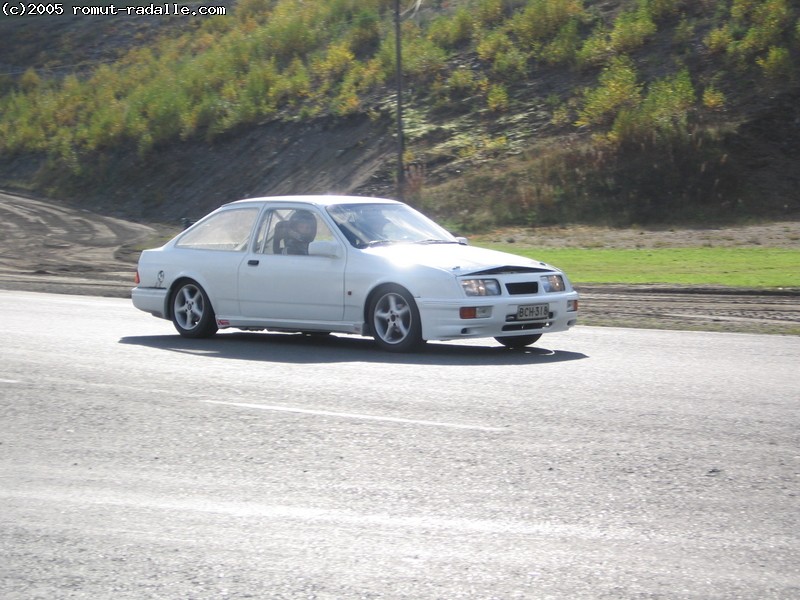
247, 259, 259, 266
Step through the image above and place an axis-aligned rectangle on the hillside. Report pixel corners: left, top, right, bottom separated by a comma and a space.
0, 0, 798, 229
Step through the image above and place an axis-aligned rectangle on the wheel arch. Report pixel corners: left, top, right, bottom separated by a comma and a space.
168, 276, 219, 338
166, 275, 210, 320
362, 282, 417, 338
364, 282, 426, 351
362, 282, 397, 337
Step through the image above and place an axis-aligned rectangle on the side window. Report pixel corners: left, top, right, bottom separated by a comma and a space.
175, 208, 259, 251
254, 210, 277, 253
257, 209, 336, 256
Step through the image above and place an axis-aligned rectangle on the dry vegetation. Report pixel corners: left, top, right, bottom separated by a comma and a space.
472, 220, 800, 249
0, 1, 798, 229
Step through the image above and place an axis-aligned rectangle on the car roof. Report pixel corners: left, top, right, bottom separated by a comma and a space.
224, 195, 403, 209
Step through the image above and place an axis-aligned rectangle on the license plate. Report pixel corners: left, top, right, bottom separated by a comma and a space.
517, 303, 549, 320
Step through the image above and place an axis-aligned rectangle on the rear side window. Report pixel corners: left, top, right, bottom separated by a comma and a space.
175, 208, 259, 251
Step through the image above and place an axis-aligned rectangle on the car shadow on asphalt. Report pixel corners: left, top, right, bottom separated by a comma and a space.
119, 331, 587, 366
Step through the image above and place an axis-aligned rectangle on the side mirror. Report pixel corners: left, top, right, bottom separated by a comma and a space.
308, 240, 342, 258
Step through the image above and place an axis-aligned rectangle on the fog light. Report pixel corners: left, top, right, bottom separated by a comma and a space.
460, 306, 492, 319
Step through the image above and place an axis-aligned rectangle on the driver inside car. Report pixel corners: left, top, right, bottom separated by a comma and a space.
283, 210, 317, 255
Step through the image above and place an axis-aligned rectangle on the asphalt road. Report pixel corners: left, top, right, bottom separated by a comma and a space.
1, 291, 799, 599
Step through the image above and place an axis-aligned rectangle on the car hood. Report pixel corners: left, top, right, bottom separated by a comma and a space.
365, 242, 558, 275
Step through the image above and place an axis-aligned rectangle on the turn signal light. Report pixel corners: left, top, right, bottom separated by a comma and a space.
460, 306, 492, 319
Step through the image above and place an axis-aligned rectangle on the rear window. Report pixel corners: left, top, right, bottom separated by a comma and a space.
175, 208, 259, 251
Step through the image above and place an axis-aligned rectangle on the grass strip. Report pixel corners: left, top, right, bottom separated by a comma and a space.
478, 246, 800, 289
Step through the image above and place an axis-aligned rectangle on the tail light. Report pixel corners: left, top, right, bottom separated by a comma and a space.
134, 270, 140, 285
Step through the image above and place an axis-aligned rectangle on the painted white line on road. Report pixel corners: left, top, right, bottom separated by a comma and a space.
1, 488, 617, 539
0, 378, 20, 384
204, 400, 507, 432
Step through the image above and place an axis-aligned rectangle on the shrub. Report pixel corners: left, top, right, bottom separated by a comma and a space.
702, 86, 726, 110
728, 0, 794, 59
605, 68, 695, 146
576, 56, 642, 127
262, 4, 317, 65
660, 71, 693, 118
510, 0, 586, 47
492, 45, 529, 78
332, 61, 383, 116
705, 25, 733, 54
540, 20, 582, 65
642, 68, 695, 129
243, 61, 279, 114
474, 0, 505, 29
235, 0, 272, 22
270, 57, 311, 107
477, 29, 514, 64
428, 8, 474, 49
347, 8, 382, 56
673, 15, 695, 46
757, 45, 794, 79
446, 68, 480, 98
577, 26, 613, 67
312, 41, 356, 81
577, 1, 660, 66
647, 0, 685, 21
609, 3, 657, 53
0, 92, 47, 153
19, 68, 42, 92
487, 83, 510, 112
402, 30, 449, 83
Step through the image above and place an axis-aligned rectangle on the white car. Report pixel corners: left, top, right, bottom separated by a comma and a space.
132, 195, 579, 352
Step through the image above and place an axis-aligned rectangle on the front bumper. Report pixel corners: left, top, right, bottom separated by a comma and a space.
417, 292, 579, 341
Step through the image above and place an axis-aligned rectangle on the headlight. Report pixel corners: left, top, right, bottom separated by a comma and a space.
461, 278, 501, 296
540, 274, 566, 292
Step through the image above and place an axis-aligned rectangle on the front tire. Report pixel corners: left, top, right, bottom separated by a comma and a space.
494, 334, 541, 349
369, 285, 424, 352
171, 281, 218, 338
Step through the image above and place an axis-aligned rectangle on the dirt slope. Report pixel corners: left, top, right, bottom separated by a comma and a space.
0, 112, 397, 224
3, 7, 799, 228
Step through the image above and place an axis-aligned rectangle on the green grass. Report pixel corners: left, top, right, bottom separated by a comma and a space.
478, 246, 800, 289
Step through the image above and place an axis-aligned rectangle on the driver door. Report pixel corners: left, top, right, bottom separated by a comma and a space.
238, 208, 346, 321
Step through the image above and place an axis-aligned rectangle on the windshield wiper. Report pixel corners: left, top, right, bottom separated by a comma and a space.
414, 239, 458, 245
363, 239, 455, 247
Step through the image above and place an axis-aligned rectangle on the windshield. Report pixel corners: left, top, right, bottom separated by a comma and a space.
326, 203, 458, 249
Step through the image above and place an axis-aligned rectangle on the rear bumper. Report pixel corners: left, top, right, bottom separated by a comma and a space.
131, 287, 169, 319
417, 292, 578, 341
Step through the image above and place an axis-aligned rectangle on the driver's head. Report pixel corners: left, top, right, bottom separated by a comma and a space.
289, 210, 317, 242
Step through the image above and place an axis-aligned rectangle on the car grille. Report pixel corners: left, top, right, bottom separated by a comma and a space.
505, 282, 539, 295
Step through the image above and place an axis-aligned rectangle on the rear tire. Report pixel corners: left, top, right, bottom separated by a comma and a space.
171, 281, 218, 338
494, 334, 541, 349
369, 285, 424, 352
